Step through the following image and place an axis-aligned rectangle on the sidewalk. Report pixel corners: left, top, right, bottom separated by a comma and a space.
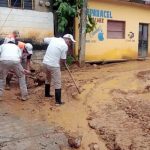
0, 101, 68, 150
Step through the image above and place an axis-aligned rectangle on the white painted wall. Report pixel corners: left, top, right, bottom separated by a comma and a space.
0, 7, 54, 42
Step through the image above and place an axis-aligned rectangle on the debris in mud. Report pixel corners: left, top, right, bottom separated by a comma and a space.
88, 88, 150, 150
137, 70, 150, 81
27, 71, 45, 88
0, 142, 7, 149
68, 133, 82, 149
93, 64, 97, 68
88, 120, 98, 130
89, 143, 100, 150
39, 142, 47, 148
71, 92, 79, 100
111, 87, 150, 96
110, 89, 128, 95
59, 145, 70, 150
144, 85, 150, 92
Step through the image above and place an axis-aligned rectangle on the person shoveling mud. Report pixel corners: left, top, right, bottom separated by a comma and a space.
42, 34, 76, 106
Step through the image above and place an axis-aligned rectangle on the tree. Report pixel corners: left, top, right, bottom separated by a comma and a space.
53, 0, 83, 33
53, 0, 96, 66
78, 0, 88, 67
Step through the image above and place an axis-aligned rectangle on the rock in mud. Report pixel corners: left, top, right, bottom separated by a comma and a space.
89, 143, 100, 150
68, 133, 82, 149
93, 64, 97, 68
71, 92, 79, 100
144, 85, 150, 92
59, 145, 70, 150
88, 120, 97, 129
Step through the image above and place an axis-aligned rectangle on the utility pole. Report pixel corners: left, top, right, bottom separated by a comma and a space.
78, 0, 88, 67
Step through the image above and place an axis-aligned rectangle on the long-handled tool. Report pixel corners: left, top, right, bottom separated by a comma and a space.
65, 64, 81, 94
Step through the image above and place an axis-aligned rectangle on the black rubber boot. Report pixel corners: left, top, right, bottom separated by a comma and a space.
45, 84, 53, 97
5, 74, 13, 90
55, 89, 64, 105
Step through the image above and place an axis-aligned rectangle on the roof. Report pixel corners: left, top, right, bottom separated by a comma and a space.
118, 0, 150, 6
105, 0, 150, 8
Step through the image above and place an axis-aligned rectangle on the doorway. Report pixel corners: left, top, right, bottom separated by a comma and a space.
138, 23, 149, 58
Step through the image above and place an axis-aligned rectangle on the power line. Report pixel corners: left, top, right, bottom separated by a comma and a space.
0, 0, 19, 36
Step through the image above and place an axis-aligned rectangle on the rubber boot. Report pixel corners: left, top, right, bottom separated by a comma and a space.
45, 84, 53, 97
55, 89, 64, 105
5, 74, 12, 90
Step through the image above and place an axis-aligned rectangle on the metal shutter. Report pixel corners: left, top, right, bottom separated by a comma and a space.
11, 0, 21, 7
24, 0, 32, 10
0, 0, 8, 7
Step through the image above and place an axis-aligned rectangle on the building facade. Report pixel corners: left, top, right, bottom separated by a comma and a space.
75, 0, 150, 61
0, 0, 54, 42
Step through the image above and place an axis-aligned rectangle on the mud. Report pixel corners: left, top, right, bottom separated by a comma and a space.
1, 60, 150, 149
137, 70, 150, 81
87, 62, 150, 150
88, 91, 150, 150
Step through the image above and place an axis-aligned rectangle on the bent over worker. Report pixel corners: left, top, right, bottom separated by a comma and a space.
43, 34, 76, 105
0, 38, 28, 101
18, 42, 33, 70
4, 30, 19, 44
5, 42, 33, 90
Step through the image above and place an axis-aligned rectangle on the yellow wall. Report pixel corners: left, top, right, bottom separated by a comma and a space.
75, 0, 150, 61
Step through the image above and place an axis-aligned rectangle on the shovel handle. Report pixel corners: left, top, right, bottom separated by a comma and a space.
65, 64, 81, 94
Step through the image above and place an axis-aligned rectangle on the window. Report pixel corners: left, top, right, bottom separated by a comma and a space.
11, 0, 21, 7
24, 0, 33, 10
0, 0, 8, 7
0, 0, 34, 10
107, 20, 125, 39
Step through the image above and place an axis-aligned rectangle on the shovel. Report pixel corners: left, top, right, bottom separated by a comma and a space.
65, 64, 81, 94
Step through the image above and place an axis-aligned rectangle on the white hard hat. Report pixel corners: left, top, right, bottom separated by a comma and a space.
63, 34, 76, 42
25, 43, 33, 54
4, 37, 15, 44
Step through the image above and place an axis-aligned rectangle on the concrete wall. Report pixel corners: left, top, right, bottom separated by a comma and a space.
75, 0, 150, 61
0, 7, 54, 42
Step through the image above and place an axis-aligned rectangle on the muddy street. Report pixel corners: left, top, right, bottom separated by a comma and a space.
0, 60, 150, 150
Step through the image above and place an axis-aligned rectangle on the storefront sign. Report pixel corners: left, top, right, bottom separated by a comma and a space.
88, 9, 112, 18
86, 8, 113, 43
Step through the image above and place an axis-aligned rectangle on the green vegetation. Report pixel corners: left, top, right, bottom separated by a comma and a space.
53, 0, 96, 33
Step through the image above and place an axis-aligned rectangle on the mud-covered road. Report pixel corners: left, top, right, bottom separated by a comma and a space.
0, 60, 150, 150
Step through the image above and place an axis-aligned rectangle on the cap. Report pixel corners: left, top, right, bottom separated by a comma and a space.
25, 43, 33, 55
63, 34, 76, 42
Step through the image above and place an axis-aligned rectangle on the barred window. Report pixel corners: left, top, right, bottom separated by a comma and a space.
0, 0, 34, 10
0, 0, 8, 7
11, 0, 21, 7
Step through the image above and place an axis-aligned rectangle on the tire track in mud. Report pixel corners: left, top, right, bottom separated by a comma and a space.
63, 64, 150, 150
85, 69, 150, 150
82, 75, 117, 105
